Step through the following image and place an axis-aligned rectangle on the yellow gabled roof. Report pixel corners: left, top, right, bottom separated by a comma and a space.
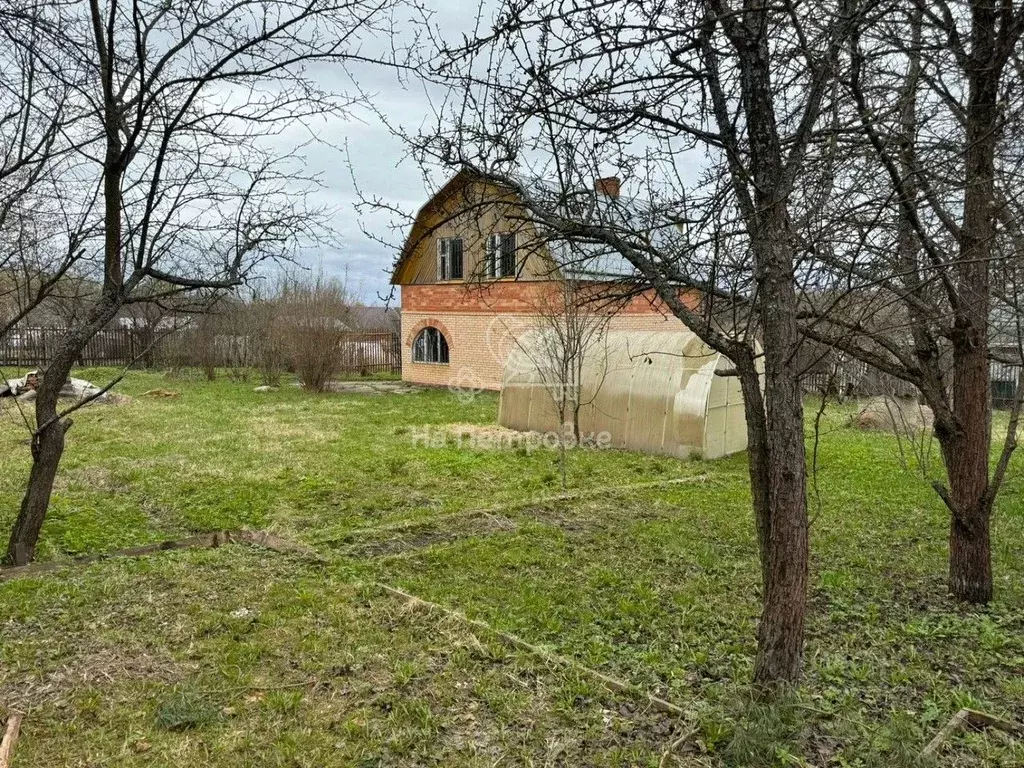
390, 167, 481, 286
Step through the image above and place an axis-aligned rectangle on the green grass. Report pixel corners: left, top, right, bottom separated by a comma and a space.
1, 369, 1022, 766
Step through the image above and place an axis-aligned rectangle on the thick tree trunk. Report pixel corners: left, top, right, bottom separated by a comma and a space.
754, 409, 808, 685
5, 417, 69, 566
940, 0, 1001, 603
752, 238, 809, 688
4, 342, 81, 565
735, 316, 809, 688
949, 497, 992, 604
937, 384, 994, 603
723, 0, 810, 688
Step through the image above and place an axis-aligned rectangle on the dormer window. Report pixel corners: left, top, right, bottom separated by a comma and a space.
437, 237, 464, 281
486, 233, 517, 278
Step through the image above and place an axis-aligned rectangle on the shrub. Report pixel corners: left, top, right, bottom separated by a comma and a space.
277, 271, 353, 391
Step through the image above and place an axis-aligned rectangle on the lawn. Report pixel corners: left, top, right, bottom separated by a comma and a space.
0, 368, 1022, 766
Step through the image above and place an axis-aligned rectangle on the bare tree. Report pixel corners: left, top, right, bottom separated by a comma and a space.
277, 270, 355, 392
397, 0, 862, 687
248, 288, 287, 387
506, 277, 612, 489
4, 0, 407, 565
797, 0, 1024, 603
0, 3, 84, 340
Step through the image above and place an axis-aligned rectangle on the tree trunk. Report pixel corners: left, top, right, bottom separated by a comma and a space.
723, 0, 810, 687
736, 325, 809, 691
5, 417, 69, 566
937, 390, 994, 603
736, 353, 771, 588
4, 303, 126, 565
940, 0, 1001, 603
753, 389, 808, 686
4, 113, 127, 564
949, 497, 992, 604
4, 339, 83, 565
752, 237, 809, 688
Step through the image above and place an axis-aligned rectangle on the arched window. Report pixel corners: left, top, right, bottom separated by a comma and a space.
412, 326, 449, 364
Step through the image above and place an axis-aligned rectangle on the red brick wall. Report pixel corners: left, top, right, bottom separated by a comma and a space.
400, 280, 691, 391
402, 281, 698, 315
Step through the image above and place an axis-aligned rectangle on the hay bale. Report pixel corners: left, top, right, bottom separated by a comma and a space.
140, 389, 180, 398
60, 378, 110, 402
855, 396, 934, 434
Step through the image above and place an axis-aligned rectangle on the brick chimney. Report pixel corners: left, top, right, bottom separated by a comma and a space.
594, 176, 621, 199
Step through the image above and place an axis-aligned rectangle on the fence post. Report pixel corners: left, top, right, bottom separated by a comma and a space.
1, 326, 142, 370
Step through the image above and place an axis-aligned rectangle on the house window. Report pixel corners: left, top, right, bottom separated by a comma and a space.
437, 237, 464, 281
486, 233, 517, 278
412, 327, 450, 364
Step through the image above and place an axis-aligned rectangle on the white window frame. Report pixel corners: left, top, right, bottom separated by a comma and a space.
437, 238, 449, 281
436, 237, 464, 281
486, 233, 517, 278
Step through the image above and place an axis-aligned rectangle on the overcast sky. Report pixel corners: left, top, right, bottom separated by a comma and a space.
297, 2, 700, 305
309, 84, 428, 307
298, 2, 498, 306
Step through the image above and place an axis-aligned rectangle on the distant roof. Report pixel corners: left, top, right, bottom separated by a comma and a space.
513, 176, 682, 280
349, 304, 399, 330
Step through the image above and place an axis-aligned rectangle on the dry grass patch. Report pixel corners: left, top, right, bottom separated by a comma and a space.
0, 547, 685, 767
52, 466, 124, 494
338, 512, 518, 558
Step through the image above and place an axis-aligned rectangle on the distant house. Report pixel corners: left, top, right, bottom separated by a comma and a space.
795, 293, 1023, 406
391, 168, 694, 390
991, 305, 1023, 408
349, 304, 400, 333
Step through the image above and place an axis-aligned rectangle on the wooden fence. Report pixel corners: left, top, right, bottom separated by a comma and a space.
1, 326, 402, 376
336, 330, 401, 375
803, 360, 1023, 409
193, 329, 402, 375
0, 327, 138, 368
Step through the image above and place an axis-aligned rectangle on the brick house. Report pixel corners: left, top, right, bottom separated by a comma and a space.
391, 168, 694, 391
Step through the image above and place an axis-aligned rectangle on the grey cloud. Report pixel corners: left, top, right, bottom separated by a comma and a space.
280, 2, 502, 301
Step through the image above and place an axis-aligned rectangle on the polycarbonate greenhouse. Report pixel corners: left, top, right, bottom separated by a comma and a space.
498, 329, 759, 459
